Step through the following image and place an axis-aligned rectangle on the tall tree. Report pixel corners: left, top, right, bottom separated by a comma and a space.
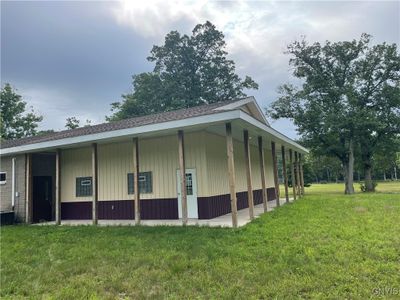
356, 80, 400, 191
0, 83, 42, 140
268, 34, 400, 194
108, 21, 258, 121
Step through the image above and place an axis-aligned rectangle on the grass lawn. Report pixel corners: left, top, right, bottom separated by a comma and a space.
1, 182, 399, 299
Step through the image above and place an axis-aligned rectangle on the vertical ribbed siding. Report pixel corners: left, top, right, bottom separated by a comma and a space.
204, 132, 275, 198
60, 132, 208, 203
61, 147, 92, 202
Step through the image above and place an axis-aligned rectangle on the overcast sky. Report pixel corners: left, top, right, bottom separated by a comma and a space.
1, 1, 399, 138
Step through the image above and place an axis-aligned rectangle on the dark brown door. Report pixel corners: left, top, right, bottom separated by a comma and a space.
33, 176, 53, 223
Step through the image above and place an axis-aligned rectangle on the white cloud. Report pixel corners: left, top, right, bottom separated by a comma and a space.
111, 0, 399, 85
110, 0, 399, 138
4, 1, 397, 139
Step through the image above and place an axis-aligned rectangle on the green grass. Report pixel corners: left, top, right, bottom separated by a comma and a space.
1, 183, 400, 299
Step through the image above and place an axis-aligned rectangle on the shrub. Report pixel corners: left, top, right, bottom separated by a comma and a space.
360, 181, 378, 192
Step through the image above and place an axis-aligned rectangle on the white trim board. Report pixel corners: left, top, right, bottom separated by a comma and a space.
1, 109, 308, 155
214, 96, 270, 126
238, 111, 309, 154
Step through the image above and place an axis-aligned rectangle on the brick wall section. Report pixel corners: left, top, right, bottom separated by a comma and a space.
0, 155, 26, 222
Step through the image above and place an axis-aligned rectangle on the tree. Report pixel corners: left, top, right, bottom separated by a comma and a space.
373, 137, 400, 181
65, 117, 92, 130
356, 80, 400, 191
0, 83, 42, 140
268, 34, 400, 194
306, 152, 343, 183
108, 21, 258, 121
65, 117, 80, 130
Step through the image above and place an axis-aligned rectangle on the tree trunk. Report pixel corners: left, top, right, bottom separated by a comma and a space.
394, 166, 398, 181
364, 166, 375, 192
344, 140, 355, 194
383, 172, 386, 181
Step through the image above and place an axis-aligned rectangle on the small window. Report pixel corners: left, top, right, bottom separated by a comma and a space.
76, 177, 92, 197
0, 172, 6, 185
127, 172, 152, 194
186, 173, 193, 196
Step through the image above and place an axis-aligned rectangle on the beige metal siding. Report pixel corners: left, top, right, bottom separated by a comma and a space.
61, 147, 92, 202
0, 157, 13, 211
60, 130, 274, 202
0, 155, 26, 221
205, 132, 275, 197
60, 132, 207, 202
98, 141, 132, 201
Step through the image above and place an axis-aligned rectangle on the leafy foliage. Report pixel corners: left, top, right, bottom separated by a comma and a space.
65, 117, 80, 130
108, 21, 258, 121
268, 34, 400, 194
65, 117, 92, 130
0, 83, 42, 140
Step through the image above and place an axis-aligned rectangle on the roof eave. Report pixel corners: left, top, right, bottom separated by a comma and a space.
0, 109, 308, 156
0, 110, 242, 156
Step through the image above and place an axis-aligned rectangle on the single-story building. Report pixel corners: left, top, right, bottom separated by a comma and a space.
0, 97, 307, 227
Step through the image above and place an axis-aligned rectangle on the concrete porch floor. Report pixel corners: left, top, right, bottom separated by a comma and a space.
37, 197, 294, 228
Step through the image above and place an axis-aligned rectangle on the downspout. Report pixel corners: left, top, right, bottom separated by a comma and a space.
11, 157, 16, 211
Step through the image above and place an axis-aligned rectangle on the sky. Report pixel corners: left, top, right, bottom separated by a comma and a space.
1, 0, 399, 138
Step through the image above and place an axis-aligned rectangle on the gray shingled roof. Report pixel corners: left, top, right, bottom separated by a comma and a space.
1, 99, 245, 149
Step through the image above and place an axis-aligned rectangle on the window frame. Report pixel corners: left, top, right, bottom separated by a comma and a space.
127, 171, 152, 194
76, 176, 93, 197
0, 172, 6, 185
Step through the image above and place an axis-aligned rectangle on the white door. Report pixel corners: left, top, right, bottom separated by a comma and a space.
177, 169, 198, 219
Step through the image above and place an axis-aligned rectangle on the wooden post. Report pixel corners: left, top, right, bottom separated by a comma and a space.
258, 136, 267, 212
226, 123, 238, 228
299, 153, 305, 195
281, 146, 289, 203
178, 130, 187, 225
289, 149, 297, 201
243, 130, 254, 220
133, 138, 140, 225
295, 151, 301, 198
55, 149, 61, 225
25, 153, 32, 224
271, 141, 280, 207
92, 143, 98, 225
